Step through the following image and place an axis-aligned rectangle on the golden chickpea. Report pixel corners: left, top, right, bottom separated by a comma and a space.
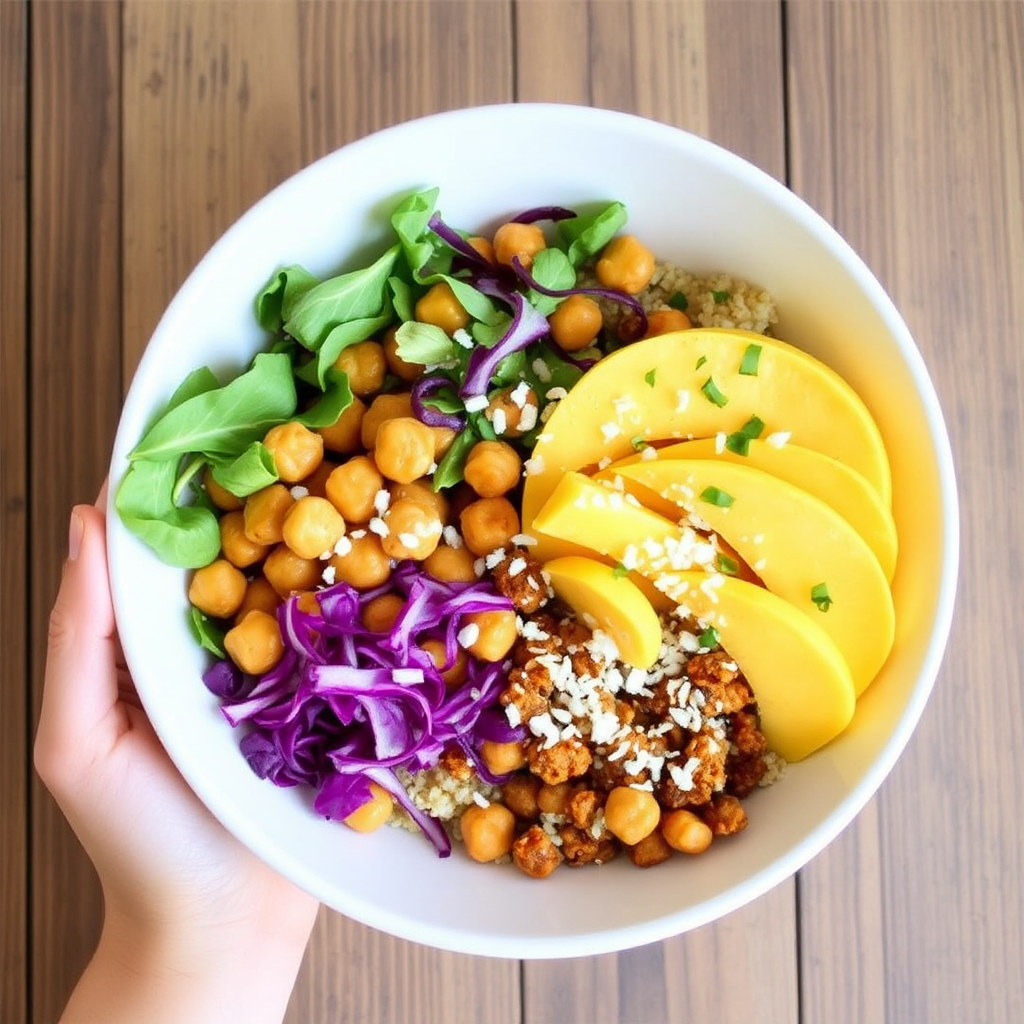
460, 802, 516, 863
660, 808, 713, 855
282, 495, 346, 560
502, 773, 542, 819
325, 455, 384, 524
202, 467, 243, 511
415, 281, 469, 337
492, 221, 546, 270
317, 395, 366, 455
235, 576, 281, 625
224, 610, 285, 676
382, 325, 425, 384
262, 420, 324, 483
422, 638, 469, 688
333, 340, 387, 396
461, 608, 518, 662
328, 531, 392, 590
188, 559, 247, 619
548, 293, 604, 352
361, 592, 405, 633
536, 781, 574, 817
373, 416, 436, 484
459, 496, 520, 557
300, 458, 337, 498
595, 234, 656, 295
643, 307, 692, 338
603, 786, 661, 846
430, 425, 457, 461
343, 782, 394, 833
360, 392, 414, 451
381, 497, 444, 561
485, 384, 539, 438
423, 543, 478, 583
463, 440, 522, 498
262, 544, 322, 598
467, 235, 495, 264
480, 740, 528, 776
243, 484, 294, 546
389, 478, 449, 524
219, 510, 269, 569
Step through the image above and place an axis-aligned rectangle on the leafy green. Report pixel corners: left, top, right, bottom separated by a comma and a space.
558, 201, 628, 266
525, 248, 576, 315
388, 275, 417, 323
294, 368, 354, 429
394, 321, 458, 366
432, 427, 477, 489
209, 442, 278, 498
314, 309, 394, 385
189, 607, 227, 658
255, 264, 318, 332
442, 275, 502, 326
390, 187, 448, 281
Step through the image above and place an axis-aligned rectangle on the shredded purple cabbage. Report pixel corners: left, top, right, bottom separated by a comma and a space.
510, 205, 577, 225
203, 562, 523, 856
411, 374, 465, 431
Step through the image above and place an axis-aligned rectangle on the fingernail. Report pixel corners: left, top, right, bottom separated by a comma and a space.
68, 509, 84, 561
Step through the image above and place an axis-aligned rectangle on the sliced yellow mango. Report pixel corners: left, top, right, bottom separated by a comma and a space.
522, 328, 892, 562
611, 437, 898, 582
608, 459, 894, 696
667, 572, 856, 762
544, 556, 663, 669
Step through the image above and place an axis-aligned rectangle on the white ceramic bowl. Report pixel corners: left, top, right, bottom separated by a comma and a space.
107, 103, 958, 958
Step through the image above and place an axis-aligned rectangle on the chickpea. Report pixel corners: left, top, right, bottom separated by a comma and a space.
373, 416, 436, 484
485, 385, 539, 438
421, 638, 469, 688
467, 235, 495, 264
300, 458, 337, 498
660, 808, 713, 855
262, 544, 322, 598
202, 467, 243, 511
382, 325, 425, 384
224, 610, 285, 676
361, 592, 405, 633
343, 782, 394, 834
502, 773, 542, 819
326, 455, 384, 524
360, 392, 414, 451
389, 478, 449, 524
430, 425, 457, 461
381, 497, 444, 561
423, 543, 478, 583
415, 281, 469, 337
595, 234, 656, 295
460, 802, 516, 863
461, 608, 518, 662
333, 340, 387, 396
282, 495, 346, 560
548, 293, 604, 352
627, 829, 674, 869
603, 786, 661, 846
243, 484, 294, 546
492, 221, 546, 270
644, 307, 692, 338
188, 559, 247, 619
317, 395, 367, 455
219, 510, 269, 569
262, 420, 324, 483
536, 781, 574, 817
328, 532, 392, 590
459, 496, 520, 556
463, 440, 522, 498
235, 576, 280, 625
447, 482, 478, 522
480, 740, 528, 776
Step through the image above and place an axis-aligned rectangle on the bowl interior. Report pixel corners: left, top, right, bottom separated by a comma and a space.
107, 103, 958, 958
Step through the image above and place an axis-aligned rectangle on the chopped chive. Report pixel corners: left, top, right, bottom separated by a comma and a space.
668, 291, 689, 312
810, 582, 833, 612
724, 414, 766, 456
700, 486, 735, 508
613, 562, 630, 578
716, 553, 739, 575
644, 368, 657, 387
630, 434, 648, 451
695, 355, 707, 370
739, 343, 762, 376
700, 376, 729, 407
711, 289, 731, 303
698, 625, 720, 649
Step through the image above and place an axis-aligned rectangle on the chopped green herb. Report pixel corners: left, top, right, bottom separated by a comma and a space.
695, 355, 707, 370
810, 582, 833, 612
668, 291, 689, 312
739, 343, 762, 376
644, 368, 657, 387
700, 486, 735, 508
711, 289, 731, 303
630, 434, 649, 451
716, 553, 740, 575
700, 376, 729, 407
698, 625, 720, 649
724, 413, 766, 455
612, 562, 630, 579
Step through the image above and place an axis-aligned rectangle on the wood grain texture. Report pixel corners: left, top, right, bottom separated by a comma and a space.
28, 2, 124, 1020
1, 2, 29, 1022
788, 3, 1024, 1021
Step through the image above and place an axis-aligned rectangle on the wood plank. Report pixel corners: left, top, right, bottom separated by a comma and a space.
0, 1, 29, 1021
514, 4, 796, 1021
28, 2, 123, 1019
788, 3, 1024, 1021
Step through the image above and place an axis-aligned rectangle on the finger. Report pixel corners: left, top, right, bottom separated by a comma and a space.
37, 504, 122, 760
95, 476, 109, 509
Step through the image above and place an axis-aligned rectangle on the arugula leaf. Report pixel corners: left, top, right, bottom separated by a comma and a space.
442, 275, 502, 326
471, 313, 513, 350
189, 607, 227, 658
295, 368, 354, 429
526, 248, 576, 315
388, 275, 417, 323
394, 320, 458, 366
255, 264, 318, 332
432, 427, 478, 490
209, 442, 278, 498
315, 309, 394, 385
130, 352, 297, 463
167, 366, 221, 411
558, 201, 628, 266
391, 188, 448, 281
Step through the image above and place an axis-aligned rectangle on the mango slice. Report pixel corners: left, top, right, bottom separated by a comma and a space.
666, 572, 856, 762
608, 459, 895, 696
611, 438, 898, 582
543, 556, 663, 669
522, 328, 892, 563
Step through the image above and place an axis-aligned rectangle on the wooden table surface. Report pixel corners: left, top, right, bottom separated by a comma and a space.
3, 2, 1022, 1021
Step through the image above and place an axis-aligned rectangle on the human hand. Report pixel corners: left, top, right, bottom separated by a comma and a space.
36, 498, 319, 1024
